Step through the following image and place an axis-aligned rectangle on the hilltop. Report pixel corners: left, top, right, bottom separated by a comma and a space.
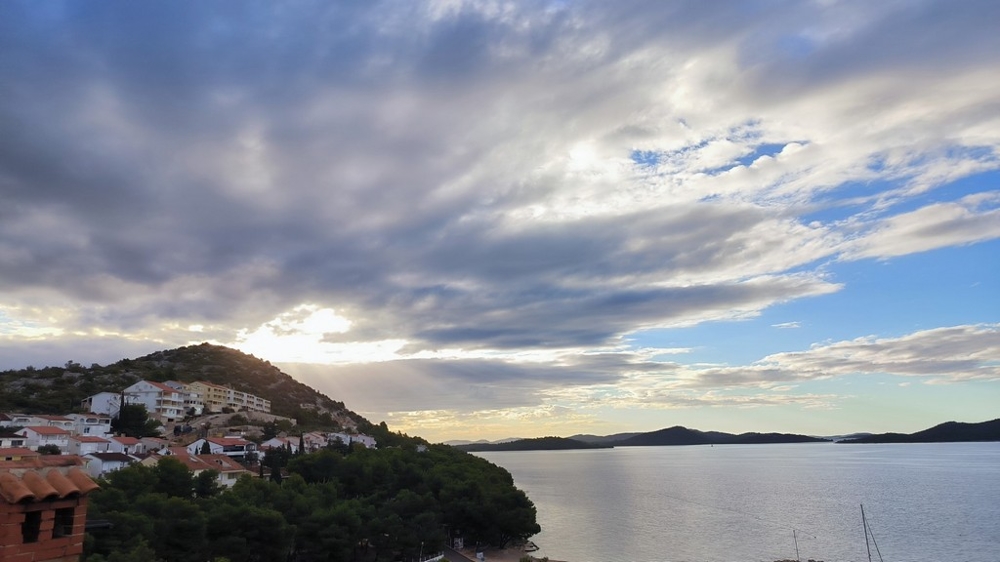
0, 343, 368, 430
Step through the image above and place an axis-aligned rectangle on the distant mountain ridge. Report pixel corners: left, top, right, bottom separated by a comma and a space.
840, 418, 1000, 443
454, 436, 612, 452
452, 426, 829, 451
613, 426, 829, 446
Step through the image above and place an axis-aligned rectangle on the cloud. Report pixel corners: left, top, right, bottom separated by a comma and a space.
1, 2, 998, 438
843, 193, 1000, 259
673, 324, 1000, 389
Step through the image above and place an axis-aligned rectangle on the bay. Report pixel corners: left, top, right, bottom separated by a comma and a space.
477, 442, 1000, 562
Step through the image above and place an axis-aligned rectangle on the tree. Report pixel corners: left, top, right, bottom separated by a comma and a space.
200, 440, 212, 454
194, 470, 222, 499
112, 403, 161, 438
152, 457, 194, 498
37, 444, 61, 455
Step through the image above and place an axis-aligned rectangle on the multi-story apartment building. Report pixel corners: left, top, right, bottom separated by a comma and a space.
187, 381, 229, 413
163, 381, 205, 415
187, 381, 271, 414
122, 380, 184, 423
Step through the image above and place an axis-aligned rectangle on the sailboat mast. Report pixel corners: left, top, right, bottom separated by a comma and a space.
862, 504, 872, 562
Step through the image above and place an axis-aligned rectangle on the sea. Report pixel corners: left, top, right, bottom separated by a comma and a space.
476, 442, 1000, 562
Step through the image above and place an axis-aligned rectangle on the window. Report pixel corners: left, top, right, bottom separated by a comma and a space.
22, 510, 41, 543
53, 507, 75, 538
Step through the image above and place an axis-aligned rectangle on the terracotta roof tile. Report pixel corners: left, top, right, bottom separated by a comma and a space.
21, 470, 59, 500
0, 472, 33, 503
23, 426, 70, 435
0, 468, 100, 504
72, 436, 111, 443
0, 447, 38, 458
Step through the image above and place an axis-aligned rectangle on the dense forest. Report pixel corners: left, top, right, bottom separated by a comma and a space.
84, 442, 540, 562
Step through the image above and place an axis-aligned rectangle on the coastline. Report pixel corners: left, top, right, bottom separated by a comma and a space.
455, 545, 567, 562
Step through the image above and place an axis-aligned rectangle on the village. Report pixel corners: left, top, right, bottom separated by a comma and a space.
0, 379, 378, 561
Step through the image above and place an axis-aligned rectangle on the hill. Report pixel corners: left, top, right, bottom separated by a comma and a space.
0, 342, 367, 430
840, 418, 1000, 443
454, 436, 613, 452
614, 426, 830, 446
569, 432, 642, 444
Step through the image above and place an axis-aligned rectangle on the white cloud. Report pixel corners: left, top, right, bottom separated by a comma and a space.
843, 193, 1000, 259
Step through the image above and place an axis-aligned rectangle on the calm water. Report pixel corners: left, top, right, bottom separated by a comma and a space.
477, 443, 1000, 562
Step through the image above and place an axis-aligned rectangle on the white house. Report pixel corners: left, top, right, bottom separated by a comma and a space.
83, 452, 135, 478
123, 380, 184, 422
260, 436, 299, 454
66, 413, 113, 438
16, 426, 71, 451
107, 436, 144, 455
0, 414, 74, 431
81, 392, 130, 417
185, 437, 257, 460
67, 435, 111, 456
328, 432, 377, 449
0, 413, 35, 428
32, 415, 75, 432
0, 432, 27, 449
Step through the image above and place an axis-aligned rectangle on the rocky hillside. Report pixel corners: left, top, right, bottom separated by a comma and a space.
0, 343, 368, 430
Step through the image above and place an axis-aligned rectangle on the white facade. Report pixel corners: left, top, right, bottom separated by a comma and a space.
84, 452, 135, 478
163, 381, 205, 415
66, 413, 113, 438
185, 437, 257, 460
328, 432, 377, 449
81, 392, 128, 417
123, 380, 184, 422
67, 436, 111, 456
15, 426, 71, 451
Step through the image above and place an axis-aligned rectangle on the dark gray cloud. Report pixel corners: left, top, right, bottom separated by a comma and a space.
1, 1, 998, 439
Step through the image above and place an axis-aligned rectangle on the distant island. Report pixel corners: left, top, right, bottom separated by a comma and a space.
454, 436, 613, 452
453, 426, 829, 451
839, 418, 1000, 443
604, 426, 829, 447
453, 418, 1000, 451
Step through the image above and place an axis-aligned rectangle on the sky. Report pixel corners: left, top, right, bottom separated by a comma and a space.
1, 1, 998, 443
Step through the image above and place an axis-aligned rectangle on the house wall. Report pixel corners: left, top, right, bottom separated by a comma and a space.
0, 495, 89, 562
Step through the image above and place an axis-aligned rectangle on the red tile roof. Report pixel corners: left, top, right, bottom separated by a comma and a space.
22, 426, 70, 435
110, 436, 140, 445
0, 447, 38, 458
72, 436, 111, 443
0, 467, 99, 504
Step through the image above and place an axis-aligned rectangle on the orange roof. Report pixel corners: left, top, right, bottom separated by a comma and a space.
111, 436, 141, 445
23, 426, 70, 435
0, 454, 88, 472
0, 468, 99, 504
140, 380, 179, 393
153, 450, 249, 474
71, 436, 111, 443
0, 447, 38, 458
193, 380, 228, 390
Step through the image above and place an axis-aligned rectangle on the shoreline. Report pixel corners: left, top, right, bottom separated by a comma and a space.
455, 545, 567, 562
